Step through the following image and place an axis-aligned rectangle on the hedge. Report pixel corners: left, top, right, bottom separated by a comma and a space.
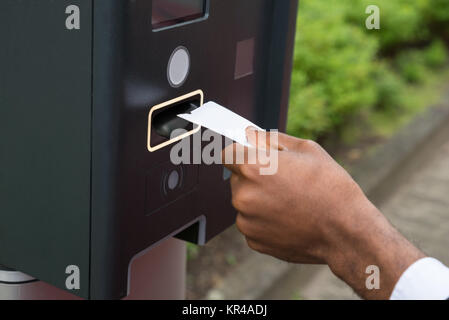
287, 0, 449, 140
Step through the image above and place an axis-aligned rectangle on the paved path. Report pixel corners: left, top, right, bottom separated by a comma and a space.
262, 122, 449, 300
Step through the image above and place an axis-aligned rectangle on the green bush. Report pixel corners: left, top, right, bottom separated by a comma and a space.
395, 50, 428, 84
372, 62, 405, 112
287, 83, 329, 139
288, 0, 378, 139
287, 0, 449, 140
424, 40, 449, 68
422, 0, 449, 38
394, 41, 449, 83
346, 0, 429, 54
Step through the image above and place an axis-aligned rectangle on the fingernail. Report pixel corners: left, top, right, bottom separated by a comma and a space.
246, 126, 258, 135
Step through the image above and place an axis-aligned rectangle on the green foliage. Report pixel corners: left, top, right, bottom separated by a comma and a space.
422, 0, 449, 37
424, 40, 449, 68
372, 62, 405, 112
346, 0, 429, 53
395, 42, 448, 84
425, 0, 449, 22
287, 0, 449, 140
187, 243, 199, 260
225, 254, 237, 266
288, 0, 378, 138
395, 50, 428, 84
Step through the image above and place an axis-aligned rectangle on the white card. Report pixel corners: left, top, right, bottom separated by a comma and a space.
178, 101, 263, 147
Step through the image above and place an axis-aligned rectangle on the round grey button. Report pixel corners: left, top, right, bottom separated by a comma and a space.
167, 46, 190, 88
167, 170, 180, 191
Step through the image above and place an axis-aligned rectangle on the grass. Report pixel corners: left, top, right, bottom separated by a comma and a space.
187, 243, 200, 261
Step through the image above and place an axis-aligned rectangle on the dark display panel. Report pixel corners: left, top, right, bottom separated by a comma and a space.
152, 0, 206, 29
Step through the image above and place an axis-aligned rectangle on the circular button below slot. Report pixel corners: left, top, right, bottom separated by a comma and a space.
167, 170, 180, 191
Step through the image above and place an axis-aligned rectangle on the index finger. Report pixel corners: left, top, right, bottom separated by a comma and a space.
222, 142, 259, 176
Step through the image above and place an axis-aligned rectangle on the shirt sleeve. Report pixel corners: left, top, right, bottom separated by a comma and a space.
390, 257, 449, 300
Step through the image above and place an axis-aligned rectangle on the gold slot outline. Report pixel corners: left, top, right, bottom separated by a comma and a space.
147, 90, 203, 152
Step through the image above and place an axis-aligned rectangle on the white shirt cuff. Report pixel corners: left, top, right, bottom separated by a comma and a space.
390, 257, 449, 300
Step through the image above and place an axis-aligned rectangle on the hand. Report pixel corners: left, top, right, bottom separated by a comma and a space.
222, 128, 425, 299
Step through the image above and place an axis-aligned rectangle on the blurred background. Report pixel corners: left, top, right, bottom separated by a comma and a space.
186, 0, 449, 299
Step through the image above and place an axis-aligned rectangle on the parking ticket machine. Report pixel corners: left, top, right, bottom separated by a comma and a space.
0, 0, 298, 299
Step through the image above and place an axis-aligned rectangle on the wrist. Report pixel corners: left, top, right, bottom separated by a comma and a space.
324, 195, 425, 299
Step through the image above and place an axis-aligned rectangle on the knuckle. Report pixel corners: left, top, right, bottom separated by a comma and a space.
235, 214, 247, 234
246, 239, 258, 251
246, 239, 265, 253
303, 139, 319, 150
299, 139, 325, 155
237, 216, 257, 240
232, 190, 253, 211
231, 195, 243, 211
240, 164, 256, 178
236, 214, 258, 239
230, 173, 239, 186
239, 164, 250, 177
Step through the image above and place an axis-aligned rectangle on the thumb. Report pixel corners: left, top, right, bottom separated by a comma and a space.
276, 132, 309, 152
246, 127, 309, 152
245, 127, 286, 151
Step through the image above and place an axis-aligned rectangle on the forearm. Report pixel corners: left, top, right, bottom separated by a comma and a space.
326, 198, 425, 299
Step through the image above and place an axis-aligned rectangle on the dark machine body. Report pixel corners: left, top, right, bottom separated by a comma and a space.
0, 0, 298, 299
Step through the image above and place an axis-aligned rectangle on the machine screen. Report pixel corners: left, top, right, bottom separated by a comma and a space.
152, 0, 206, 29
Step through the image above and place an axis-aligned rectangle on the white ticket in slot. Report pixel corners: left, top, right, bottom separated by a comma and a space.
177, 101, 263, 147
